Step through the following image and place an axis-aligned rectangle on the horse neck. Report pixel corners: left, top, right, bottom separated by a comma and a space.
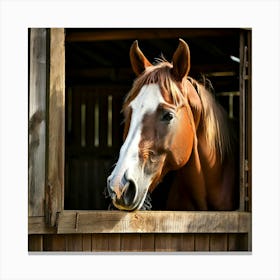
171, 130, 236, 210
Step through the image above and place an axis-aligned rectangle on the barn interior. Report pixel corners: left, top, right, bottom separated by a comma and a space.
64, 28, 241, 210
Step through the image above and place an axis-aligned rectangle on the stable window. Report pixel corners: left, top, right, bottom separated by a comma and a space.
28, 28, 251, 251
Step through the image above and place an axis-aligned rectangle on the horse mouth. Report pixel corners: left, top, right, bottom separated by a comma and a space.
111, 191, 152, 211
107, 180, 151, 211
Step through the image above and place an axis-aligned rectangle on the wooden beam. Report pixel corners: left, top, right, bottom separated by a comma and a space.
66, 28, 239, 42
29, 28, 47, 217
46, 28, 65, 226
29, 216, 56, 234
57, 211, 251, 234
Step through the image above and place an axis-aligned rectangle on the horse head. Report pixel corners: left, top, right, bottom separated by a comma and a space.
107, 39, 203, 211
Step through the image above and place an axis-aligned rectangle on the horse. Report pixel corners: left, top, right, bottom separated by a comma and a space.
106, 39, 238, 211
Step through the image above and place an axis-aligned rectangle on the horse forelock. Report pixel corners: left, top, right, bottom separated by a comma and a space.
123, 61, 185, 109
123, 61, 232, 161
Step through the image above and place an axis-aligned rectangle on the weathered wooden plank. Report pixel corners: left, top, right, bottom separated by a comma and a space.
43, 234, 66, 251
82, 234, 92, 251
92, 234, 109, 251
247, 30, 252, 213
29, 233, 249, 252
155, 234, 195, 252
108, 234, 121, 251
57, 211, 251, 234
155, 233, 176, 252
179, 234, 195, 251
28, 28, 47, 217
28, 235, 43, 251
28, 216, 56, 234
65, 234, 83, 251
66, 28, 239, 42
209, 234, 228, 251
46, 28, 65, 226
228, 233, 248, 251
239, 30, 248, 212
121, 234, 141, 251
194, 234, 210, 251
140, 234, 155, 251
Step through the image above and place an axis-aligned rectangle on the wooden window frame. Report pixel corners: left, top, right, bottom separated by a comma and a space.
28, 28, 251, 249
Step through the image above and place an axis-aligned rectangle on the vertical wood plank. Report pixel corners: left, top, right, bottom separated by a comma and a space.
155, 233, 176, 252
65, 234, 83, 251
98, 93, 108, 149
86, 90, 94, 147
29, 28, 47, 217
92, 234, 109, 251
28, 235, 43, 251
43, 234, 66, 251
72, 87, 81, 147
46, 28, 65, 226
112, 94, 123, 149
239, 30, 246, 211
140, 234, 155, 251
155, 234, 195, 252
194, 234, 210, 251
246, 30, 252, 213
82, 234, 92, 251
121, 234, 141, 252
179, 234, 195, 251
209, 233, 228, 251
228, 233, 248, 251
108, 234, 121, 252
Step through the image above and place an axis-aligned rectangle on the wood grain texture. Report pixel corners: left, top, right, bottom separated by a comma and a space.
28, 232, 249, 252
43, 234, 66, 251
121, 234, 141, 251
65, 234, 83, 251
29, 28, 47, 217
57, 211, 251, 234
140, 234, 155, 251
92, 234, 109, 251
29, 216, 56, 234
209, 234, 228, 251
82, 234, 92, 251
108, 234, 121, 251
195, 234, 210, 251
228, 233, 248, 251
28, 235, 43, 251
46, 28, 65, 226
66, 29, 239, 42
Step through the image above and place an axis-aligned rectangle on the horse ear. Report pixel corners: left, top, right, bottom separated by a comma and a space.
130, 40, 152, 76
171, 39, 191, 81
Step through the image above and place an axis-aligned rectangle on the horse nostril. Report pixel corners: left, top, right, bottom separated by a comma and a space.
123, 179, 137, 205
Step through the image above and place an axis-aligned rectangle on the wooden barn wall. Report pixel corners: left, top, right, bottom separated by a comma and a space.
29, 233, 248, 252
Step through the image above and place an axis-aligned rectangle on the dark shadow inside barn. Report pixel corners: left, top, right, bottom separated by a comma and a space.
64, 28, 242, 210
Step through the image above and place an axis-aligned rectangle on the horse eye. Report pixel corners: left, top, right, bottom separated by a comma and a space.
161, 111, 174, 122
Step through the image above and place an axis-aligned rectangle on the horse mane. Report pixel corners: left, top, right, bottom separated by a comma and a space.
124, 60, 233, 161
187, 77, 233, 160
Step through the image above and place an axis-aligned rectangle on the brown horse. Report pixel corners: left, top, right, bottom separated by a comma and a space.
107, 39, 238, 211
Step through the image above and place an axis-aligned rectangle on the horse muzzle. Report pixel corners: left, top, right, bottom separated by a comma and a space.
107, 171, 140, 211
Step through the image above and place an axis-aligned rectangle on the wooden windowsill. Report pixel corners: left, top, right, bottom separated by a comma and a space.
29, 211, 251, 235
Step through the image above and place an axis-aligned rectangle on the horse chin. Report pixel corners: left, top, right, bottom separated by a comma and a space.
112, 200, 142, 211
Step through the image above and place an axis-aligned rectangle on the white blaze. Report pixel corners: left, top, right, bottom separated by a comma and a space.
108, 84, 165, 192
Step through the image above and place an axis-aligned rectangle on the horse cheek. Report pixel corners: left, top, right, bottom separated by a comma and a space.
169, 120, 194, 169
